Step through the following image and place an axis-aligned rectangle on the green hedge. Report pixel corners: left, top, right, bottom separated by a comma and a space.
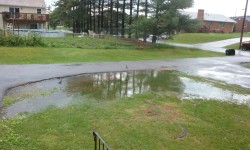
0, 35, 46, 47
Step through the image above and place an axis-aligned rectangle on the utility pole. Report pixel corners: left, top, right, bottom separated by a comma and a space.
239, 0, 249, 49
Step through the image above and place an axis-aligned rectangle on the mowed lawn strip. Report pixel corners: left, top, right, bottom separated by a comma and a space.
0, 47, 224, 64
0, 93, 249, 149
168, 33, 250, 44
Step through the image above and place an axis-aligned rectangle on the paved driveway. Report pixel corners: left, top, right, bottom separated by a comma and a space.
160, 37, 250, 56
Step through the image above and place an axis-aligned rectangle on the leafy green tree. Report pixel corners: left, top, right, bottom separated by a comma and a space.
177, 14, 202, 33
131, 16, 155, 38
149, 0, 193, 43
50, 0, 194, 38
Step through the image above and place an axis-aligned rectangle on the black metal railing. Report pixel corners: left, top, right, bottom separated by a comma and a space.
93, 130, 112, 150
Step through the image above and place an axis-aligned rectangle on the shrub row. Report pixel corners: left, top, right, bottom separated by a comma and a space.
0, 35, 47, 47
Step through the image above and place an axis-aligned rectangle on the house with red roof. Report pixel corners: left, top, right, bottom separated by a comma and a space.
183, 9, 236, 33
0, 0, 49, 30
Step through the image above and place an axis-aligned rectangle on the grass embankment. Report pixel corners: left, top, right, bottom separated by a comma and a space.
0, 93, 249, 149
0, 36, 224, 64
225, 43, 239, 49
169, 33, 250, 44
241, 63, 250, 69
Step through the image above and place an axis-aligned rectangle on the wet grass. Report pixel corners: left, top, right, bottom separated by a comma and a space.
43, 36, 138, 49
2, 87, 58, 108
225, 43, 239, 49
179, 72, 250, 95
244, 65, 250, 69
0, 46, 223, 64
0, 92, 249, 150
240, 62, 250, 69
168, 33, 250, 44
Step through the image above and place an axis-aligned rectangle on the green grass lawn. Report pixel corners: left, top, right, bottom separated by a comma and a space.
0, 35, 225, 64
1, 93, 249, 150
225, 43, 240, 49
168, 33, 250, 44
0, 46, 224, 64
43, 36, 138, 49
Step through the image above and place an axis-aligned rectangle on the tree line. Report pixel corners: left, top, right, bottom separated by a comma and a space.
50, 0, 200, 42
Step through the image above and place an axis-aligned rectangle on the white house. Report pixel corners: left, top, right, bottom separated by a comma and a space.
0, 0, 48, 30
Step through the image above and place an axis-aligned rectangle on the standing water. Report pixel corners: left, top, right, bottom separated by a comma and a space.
1, 70, 250, 118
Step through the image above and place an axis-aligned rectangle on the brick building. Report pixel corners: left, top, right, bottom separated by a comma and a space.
232, 16, 250, 32
183, 9, 236, 33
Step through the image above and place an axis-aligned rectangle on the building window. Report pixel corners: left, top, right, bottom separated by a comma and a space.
9, 7, 20, 13
30, 24, 38, 29
37, 9, 41, 14
220, 22, 225, 28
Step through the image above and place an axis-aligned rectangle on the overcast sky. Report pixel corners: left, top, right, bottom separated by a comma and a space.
45, 0, 250, 17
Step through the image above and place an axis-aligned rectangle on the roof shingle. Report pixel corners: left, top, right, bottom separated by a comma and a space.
182, 11, 236, 23
0, 0, 46, 8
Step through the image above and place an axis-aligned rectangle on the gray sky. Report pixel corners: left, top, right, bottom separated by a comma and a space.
45, 0, 250, 17
186, 0, 249, 17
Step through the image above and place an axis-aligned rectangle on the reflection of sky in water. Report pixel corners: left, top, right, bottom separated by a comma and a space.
180, 77, 250, 105
197, 67, 250, 89
2, 70, 250, 118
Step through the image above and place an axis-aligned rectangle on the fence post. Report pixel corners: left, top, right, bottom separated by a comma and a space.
93, 130, 112, 150
93, 131, 97, 150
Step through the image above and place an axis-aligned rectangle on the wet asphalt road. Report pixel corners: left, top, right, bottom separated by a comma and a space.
0, 39, 250, 107
160, 37, 250, 57
1, 56, 250, 101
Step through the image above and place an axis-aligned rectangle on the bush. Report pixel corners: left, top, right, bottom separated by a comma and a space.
0, 35, 47, 47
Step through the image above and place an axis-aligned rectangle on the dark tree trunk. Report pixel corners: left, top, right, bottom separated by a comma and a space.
152, 3, 159, 43
89, 0, 92, 30
98, 0, 101, 33
93, 0, 96, 32
105, 0, 110, 31
116, 0, 119, 35
137, 0, 139, 18
143, 0, 148, 42
109, 0, 113, 34
135, 0, 140, 38
86, 3, 89, 30
128, 0, 132, 38
101, 0, 104, 31
121, 0, 126, 37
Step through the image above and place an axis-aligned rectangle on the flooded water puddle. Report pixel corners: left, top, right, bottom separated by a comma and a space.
1, 70, 250, 118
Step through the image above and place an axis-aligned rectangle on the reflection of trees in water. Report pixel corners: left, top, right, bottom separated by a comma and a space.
65, 70, 184, 100
144, 70, 184, 93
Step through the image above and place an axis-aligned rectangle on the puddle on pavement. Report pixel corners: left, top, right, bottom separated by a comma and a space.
1, 70, 250, 118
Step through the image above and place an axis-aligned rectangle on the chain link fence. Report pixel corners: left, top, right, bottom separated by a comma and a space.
0, 28, 65, 37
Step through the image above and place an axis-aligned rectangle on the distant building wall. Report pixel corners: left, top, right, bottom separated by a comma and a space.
204, 21, 235, 33
0, 5, 46, 14
0, 5, 47, 30
233, 17, 250, 32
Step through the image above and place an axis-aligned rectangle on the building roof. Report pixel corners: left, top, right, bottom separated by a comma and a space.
232, 16, 250, 22
0, 0, 46, 8
182, 11, 236, 23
